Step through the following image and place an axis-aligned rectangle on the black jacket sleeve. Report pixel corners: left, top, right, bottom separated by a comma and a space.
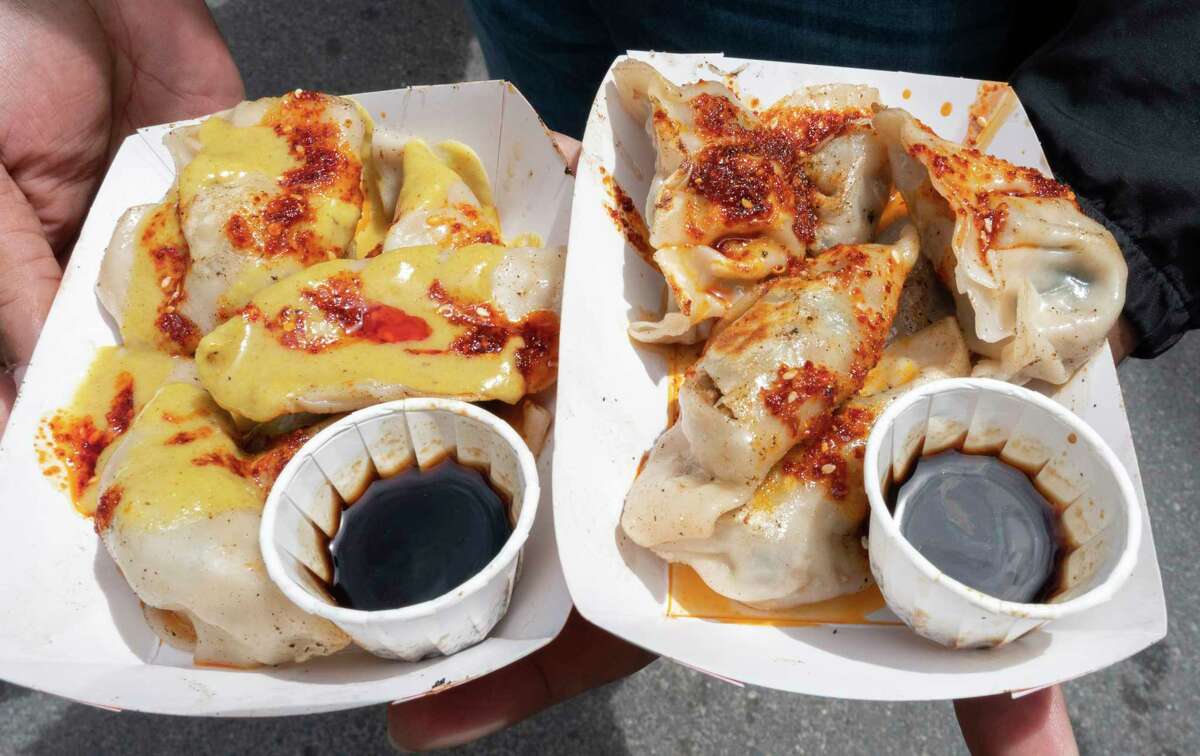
1012, 0, 1200, 357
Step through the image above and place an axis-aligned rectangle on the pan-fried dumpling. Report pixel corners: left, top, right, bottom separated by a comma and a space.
875, 108, 1127, 384
160, 90, 370, 330
622, 228, 918, 549
612, 60, 888, 342
91, 383, 349, 666
377, 137, 503, 253
196, 243, 564, 422
656, 317, 970, 609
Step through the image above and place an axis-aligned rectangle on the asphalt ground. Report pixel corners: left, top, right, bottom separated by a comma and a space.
1, 1, 1195, 753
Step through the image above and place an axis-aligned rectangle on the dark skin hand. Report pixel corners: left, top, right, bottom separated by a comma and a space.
0, 5, 1117, 753
0, 0, 243, 426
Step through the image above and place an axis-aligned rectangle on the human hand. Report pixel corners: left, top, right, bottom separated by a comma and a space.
0, 0, 242, 428
1108, 316, 1138, 364
387, 610, 655, 751
955, 685, 1079, 755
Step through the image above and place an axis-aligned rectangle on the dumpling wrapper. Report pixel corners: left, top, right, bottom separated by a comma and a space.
612, 60, 889, 342
875, 108, 1127, 384
97, 194, 200, 354
196, 243, 564, 422
622, 227, 919, 549
375, 136, 504, 254
657, 317, 971, 609
159, 90, 370, 331
91, 383, 349, 667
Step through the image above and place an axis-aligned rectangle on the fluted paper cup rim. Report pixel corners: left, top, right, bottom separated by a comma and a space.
260, 397, 540, 625
864, 377, 1142, 622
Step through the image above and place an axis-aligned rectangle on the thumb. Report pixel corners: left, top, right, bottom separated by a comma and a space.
0, 162, 63, 390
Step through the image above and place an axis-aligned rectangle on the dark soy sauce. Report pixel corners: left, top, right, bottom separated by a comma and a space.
888, 450, 1061, 604
329, 457, 512, 611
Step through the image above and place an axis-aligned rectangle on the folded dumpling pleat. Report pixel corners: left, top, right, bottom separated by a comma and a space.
622, 228, 918, 548
657, 317, 970, 609
196, 243, 563, 422
379, 138, 503, 253
612, 60, 889, 342
875, 108, 1127, 384
92, 383, 349, 667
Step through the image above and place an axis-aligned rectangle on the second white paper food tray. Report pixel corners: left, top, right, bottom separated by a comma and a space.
553, 51, 1167, 700
0, 81, 573, 716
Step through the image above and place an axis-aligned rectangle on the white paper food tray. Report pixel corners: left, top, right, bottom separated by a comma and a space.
0, 82, 573, 716
554, 52, 1167, 700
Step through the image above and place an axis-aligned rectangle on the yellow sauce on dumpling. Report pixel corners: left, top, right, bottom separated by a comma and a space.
36, 347, 188, 513
91, 383, 265, 533
176, 91, 366, 317
196, 243, 555, 422
121, 193, 199, 354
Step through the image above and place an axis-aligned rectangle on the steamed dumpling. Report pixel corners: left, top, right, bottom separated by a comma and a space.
97, 194, 199, 354
162, 90, 370, 330
612, 60, 888, 342
92, 383, 349, 666
622, 228, 918, 549
875, 108, 1127, 384
98, 91, 373, 348
196, 243, 564, 422
656, 317, 970, 609
376, 137, 503, 253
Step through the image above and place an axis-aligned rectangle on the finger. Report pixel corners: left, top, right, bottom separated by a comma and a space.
388, 611, 654, 751
93, 0, 245, 135
551, 132, 582, 174
1107, 315, 1138, 364
0, 163, 63, 374
0, 375, 16, 436
954, 685, 1078, 756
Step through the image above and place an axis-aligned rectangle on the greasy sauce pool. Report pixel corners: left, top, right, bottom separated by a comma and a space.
329, 456, 512, 611
888, 449, 1064, 603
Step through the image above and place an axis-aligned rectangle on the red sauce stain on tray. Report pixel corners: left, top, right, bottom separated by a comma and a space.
39, 373, 136, 503
965, 81, 1017, 150
599, 167, 655, 266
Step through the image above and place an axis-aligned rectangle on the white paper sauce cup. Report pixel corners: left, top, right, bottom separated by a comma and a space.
863, 378, 1141, 648
260, 398, 539, 661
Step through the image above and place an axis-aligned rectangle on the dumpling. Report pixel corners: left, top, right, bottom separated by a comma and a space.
656, 317, 970, 609
91, 382, 349, 666
621, 228, 918, 549
612, 60, 888, 342
196, 243, 564, 422
874, 108, 1127, 384
97, 194, 199, 354
97, 91, 374, 347
162, 90, 370, 330
377, 137, 503, 253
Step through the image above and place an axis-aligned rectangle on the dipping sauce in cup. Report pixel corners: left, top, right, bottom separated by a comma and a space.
329, 456, 513, 612
888, 449, 1063, 605
261, 398, 539, 660
864, 378, 1141, 649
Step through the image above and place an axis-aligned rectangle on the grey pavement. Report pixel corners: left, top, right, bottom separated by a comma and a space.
2, 1, 1197, 753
